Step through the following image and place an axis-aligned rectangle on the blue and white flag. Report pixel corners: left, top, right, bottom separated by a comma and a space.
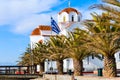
51, 17, 60, 34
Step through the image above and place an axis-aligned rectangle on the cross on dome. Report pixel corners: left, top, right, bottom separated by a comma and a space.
68, 0, 71, 7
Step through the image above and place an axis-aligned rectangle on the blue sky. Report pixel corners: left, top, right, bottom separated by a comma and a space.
0, 0, 101, 65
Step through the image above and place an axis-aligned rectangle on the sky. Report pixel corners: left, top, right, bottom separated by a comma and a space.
0, 0, 102, 65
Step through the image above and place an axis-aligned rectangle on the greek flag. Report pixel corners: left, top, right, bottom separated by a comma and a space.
51, 17, 60, 34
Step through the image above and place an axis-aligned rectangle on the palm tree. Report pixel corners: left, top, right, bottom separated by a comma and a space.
84, 13, 120, 77
90, 0, 120, 24
66, 28, 91, 76
48, 35, 69, 74
17, 52, 31, 66
17, 46, 31, 66
32, 42, 49, 74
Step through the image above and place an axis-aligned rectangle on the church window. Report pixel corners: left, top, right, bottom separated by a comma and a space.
78, 16, 80, 22
63, 16, 66, 22
72, 15, 74, 22
119, 53, 120, 59
102, 55, 104, 59
92, 54, 94, 59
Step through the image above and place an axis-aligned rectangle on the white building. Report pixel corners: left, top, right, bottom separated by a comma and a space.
30, 7, 120, 73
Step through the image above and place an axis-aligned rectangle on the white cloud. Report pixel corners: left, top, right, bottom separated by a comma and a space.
12, 14, 51, 34
0, 0, 63, 34
0, 0, 103, 34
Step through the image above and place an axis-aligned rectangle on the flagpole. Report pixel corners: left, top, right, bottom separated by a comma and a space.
50, 16, 61, 74
50, 16, 53, 74
50, 16, 53, 37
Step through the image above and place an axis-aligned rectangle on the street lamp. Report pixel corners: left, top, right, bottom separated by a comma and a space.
31, 50, 34, 74
29, 43, 34, 74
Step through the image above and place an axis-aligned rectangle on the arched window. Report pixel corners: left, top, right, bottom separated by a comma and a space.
72, 15, 74, 22
78, 16, 80, 22
119, 53, 120, 59
63, 16, 66, 22
92, 54, 94, 59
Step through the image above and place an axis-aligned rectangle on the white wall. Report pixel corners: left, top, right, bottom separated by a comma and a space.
115, 52, 120, 62
58, 12, 81, 23
30, 35, 44, 48
58, 12, 69, 22
69, 12, 78, 22
41, 30, 52, 35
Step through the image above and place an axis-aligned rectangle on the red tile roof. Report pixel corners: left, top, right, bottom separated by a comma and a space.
39, 25, 51, 30
31, 25, 51, 35
31, 28, 40, 35
59, 7, 80, 14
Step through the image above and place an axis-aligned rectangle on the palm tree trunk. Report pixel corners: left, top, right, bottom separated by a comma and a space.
57, 60, 63, 74
39, 62, 44, 74
34, 64, 37, 73
73, 59, 83, 76
104, 55, 117, 77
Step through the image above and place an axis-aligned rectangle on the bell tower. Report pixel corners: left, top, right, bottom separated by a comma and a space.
58, 7, 81, 35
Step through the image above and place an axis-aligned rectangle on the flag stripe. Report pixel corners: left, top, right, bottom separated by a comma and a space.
51, 17, 60, 34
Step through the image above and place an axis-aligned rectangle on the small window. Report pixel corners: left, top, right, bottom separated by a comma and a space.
72, 15, 74, 22
87, 57, 89, 64
63, 16, 66, 22
119, 53, 120, 59
92, 54, 94, 59
78, 16, 80, 22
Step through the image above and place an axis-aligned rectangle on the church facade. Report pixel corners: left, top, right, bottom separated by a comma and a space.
30, 7, 82, 45
30, 7, 120, 72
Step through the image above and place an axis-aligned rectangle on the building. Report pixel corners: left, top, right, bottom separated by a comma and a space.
30, 7, 82, 45
30, 7, 120, 73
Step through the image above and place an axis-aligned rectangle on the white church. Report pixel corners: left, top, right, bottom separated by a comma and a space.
30, 6, 120, 73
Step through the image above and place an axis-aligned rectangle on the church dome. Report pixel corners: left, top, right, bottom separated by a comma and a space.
31, 28, 40, 35
59, 7, 80, 14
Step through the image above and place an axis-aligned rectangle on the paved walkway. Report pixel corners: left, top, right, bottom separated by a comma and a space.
31, 74, 120, 80
83, 73, 97, 76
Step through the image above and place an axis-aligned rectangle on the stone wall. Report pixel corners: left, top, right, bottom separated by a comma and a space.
44, 75, 72, 80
